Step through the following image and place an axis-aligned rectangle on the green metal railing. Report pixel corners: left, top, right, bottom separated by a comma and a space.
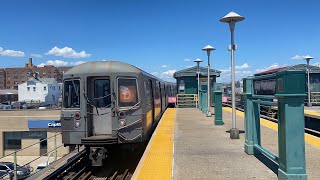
243, 70, 307, 180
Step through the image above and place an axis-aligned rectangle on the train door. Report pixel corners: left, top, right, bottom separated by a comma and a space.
158, 82, 163, 113
150, 80, 155, 124
144, 80, 154, 128
89, 77, 112, 136
164, 84, 167, 106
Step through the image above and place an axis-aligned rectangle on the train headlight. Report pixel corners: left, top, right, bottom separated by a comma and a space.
119, 119, 126, 127
118, 111, 126, 119
75, 121, 80, 128
75, 112, 81, 120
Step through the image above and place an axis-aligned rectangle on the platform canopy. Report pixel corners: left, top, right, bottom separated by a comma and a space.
256, 64, 320, 76
173, 66, 221, 79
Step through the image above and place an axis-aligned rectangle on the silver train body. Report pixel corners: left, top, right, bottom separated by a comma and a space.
61, 61, 176, 165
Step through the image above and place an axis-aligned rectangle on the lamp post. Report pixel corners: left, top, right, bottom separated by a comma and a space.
304, 55, 313, 107
202, 45, 216, 117
220, 11, 244, 139
194, 58, 203, 108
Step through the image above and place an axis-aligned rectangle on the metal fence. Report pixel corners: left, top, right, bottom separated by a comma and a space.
0, 133, 65, 180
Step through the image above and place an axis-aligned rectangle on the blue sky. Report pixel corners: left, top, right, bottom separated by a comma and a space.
1, 0, 320, 82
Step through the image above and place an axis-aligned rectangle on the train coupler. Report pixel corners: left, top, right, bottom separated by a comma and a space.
89, 147, 107, 166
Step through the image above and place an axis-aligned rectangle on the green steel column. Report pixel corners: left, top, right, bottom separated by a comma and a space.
276, 70, 307, 180
214, 91, 223, 125
202, 92, 208, 114
243, 77, 254, 154
252, 100, 261, 153
213, 83, 224, 125
200, 90, 208, 114
199, 91, 202, 111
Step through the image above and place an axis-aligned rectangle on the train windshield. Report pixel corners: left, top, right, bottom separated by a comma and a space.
94, 79, 111, 108
63, 80, 80, 108
118, 78, 139, 107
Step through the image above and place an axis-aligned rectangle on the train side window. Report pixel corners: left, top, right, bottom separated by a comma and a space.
144, 81, 152, 106
118, 78, 139, 107
63, 80, 80, 108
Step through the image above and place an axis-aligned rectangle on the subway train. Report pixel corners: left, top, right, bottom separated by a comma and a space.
61, 61, 176, 165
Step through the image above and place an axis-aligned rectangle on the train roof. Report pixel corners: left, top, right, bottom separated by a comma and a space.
64, 61, 142, 75
64, 61, 175, 84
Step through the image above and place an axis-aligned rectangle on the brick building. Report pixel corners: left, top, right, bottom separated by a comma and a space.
1, 58, 71, 89
0, 68, 5, 89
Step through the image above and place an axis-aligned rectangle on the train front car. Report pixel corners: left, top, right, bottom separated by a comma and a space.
61, 61, 146, 166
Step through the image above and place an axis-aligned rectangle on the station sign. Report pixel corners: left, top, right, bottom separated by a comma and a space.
253, 79, 276, 95
28, 120, 61, 129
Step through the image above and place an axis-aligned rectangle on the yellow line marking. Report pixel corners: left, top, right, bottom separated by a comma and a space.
136, 108, 176, 180
304, 110, 320, 117
223, 107, 320, 149
273, 106, 320, 117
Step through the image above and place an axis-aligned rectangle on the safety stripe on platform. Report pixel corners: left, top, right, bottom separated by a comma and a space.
304, 110, 320, 118
135, 108, 176, 180
223, 107, 320, 149
272, 106, 320, 118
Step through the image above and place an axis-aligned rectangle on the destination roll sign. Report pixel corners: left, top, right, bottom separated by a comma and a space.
253, 79, 276, 95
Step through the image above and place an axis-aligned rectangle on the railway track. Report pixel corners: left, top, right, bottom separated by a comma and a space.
222, 102, 320, 137
37, 144, 145, 180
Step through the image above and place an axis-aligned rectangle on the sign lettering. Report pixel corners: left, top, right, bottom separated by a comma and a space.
48, 122, 61, 128
254, 79, 276, 95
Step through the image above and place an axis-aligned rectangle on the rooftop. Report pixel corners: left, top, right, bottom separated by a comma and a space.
174, 66, 221, 78
255, 64, 320, 75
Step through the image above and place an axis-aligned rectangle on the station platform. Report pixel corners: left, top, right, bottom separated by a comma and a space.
132, 107, 320, 180
304, 106, 320, 119
271, 105, 320, 119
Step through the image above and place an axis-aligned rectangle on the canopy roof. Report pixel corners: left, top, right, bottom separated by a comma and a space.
173, 66, 221, 78
256, 64, 320, 76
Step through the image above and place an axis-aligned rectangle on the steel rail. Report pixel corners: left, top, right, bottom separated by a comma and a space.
42, 148, 88, 180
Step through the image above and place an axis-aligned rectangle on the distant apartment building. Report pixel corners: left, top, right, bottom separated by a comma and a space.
1, 58, 71, 89
18, 77, 61, 106
0, 68, 5, 89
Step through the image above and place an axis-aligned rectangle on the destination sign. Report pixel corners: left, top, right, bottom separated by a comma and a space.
254, 79, 276, 95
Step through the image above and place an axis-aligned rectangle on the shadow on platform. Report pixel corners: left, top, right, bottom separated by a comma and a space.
254, 154, 278, 175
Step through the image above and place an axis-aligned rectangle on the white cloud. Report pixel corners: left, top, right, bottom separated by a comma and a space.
159, 69, 176, 82
38, 60, 69, 67
217, 63, 252, 83
186, 65, 193, 68
70, 61, 86, 66
313, 62, 320, 67
161, 65, 168, 68
38, 60, 87, 67
235, 63, 250, 70
256, 63, 280, 73
46, 46, 91, 58
151, 72, 159, 76
217, 69, 252, 83
30, 53, 43, 58
219, 63, 250, 73
161, 69, 176, 76
184, 58, 191, 62
0, 47, 25, 57
291, 55, 304, 60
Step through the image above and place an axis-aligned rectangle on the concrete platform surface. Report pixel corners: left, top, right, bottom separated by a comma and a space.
133, 107, 320, 179
173, 108, 277, 180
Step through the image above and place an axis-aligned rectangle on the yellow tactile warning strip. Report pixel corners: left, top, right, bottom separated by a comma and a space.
304, 110, 320, 118
134, 108, 176, 180
273, 106, 320, 118
223, 107, 320, 149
